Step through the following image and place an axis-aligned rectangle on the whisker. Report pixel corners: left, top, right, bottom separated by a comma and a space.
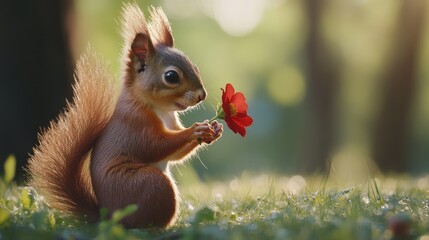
210, 103, 216, 111
174, 164, 183, 177
196, 152, 208, 170
195, 103, 200, 109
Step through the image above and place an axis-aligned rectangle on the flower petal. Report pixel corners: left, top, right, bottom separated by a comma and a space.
230, 118, 247, 137
222, 101, 231, 116
231, 92, 248, 113
234, 114, 253, 127
222, 83, 235, 103
225, 115, 239, 134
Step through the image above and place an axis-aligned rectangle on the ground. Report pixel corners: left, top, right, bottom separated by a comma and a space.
1, 157, 429, 239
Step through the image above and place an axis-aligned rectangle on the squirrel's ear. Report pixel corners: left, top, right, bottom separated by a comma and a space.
148, 7, 174, 47
131, 33, 154, 63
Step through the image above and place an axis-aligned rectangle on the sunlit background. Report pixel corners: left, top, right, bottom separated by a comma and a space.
2, 0, 429, 185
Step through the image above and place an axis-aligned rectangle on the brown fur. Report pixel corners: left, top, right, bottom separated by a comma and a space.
27, 3, 222, 229
27, 48, 117, 218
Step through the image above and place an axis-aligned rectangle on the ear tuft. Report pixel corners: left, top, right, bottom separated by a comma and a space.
148, 7, 174, 47
120, 3, 155, 68
120, 3, 150, 47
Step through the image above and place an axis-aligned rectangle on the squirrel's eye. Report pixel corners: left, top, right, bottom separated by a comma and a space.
164, 70, 180, 84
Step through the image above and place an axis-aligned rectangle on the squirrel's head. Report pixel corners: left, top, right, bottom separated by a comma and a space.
121, 4, 206, 112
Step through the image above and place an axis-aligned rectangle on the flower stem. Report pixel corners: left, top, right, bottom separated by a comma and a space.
208, 116, 218, 123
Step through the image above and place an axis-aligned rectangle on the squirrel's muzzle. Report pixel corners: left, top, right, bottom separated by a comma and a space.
196, 88, 207, 103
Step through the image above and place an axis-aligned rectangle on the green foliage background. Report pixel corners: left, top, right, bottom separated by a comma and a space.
71, 0, 429, 181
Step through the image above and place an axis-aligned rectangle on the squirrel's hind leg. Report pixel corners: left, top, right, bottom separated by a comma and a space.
97, 162, 178, 229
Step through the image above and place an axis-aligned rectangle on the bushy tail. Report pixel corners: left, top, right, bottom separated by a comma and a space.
27, 48, 117, 218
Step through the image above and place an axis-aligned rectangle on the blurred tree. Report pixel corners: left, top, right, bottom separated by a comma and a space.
300, 0, 340, 173
372, 0, 427, 173
0, 0, 74, 181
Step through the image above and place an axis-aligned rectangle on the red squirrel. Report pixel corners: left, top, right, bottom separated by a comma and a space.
27, 3, 223, 229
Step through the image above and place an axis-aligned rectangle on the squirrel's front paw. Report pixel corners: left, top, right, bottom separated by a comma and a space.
192, 120, 223, 144
192, 120, 215, 142
194, 120, 223, 145
210, 120, 223, 142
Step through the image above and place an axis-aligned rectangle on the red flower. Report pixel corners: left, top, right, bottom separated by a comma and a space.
221, 83, 253, 137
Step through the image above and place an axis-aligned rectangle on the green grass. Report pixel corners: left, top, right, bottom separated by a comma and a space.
1, 156, 429, 239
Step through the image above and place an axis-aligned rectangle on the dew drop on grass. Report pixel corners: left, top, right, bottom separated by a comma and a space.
362, 196, 370, 204
187, 202, 195, 211
381, 203, 390, 210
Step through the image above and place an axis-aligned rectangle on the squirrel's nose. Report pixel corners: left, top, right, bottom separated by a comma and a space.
196, 89, 207, 103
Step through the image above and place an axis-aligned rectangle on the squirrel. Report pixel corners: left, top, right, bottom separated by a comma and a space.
26, 3, 223, 229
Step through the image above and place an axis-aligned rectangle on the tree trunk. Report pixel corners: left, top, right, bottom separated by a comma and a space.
372, 0, 426, 173
300, 0, 340, 173
0, 0, 74, 181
